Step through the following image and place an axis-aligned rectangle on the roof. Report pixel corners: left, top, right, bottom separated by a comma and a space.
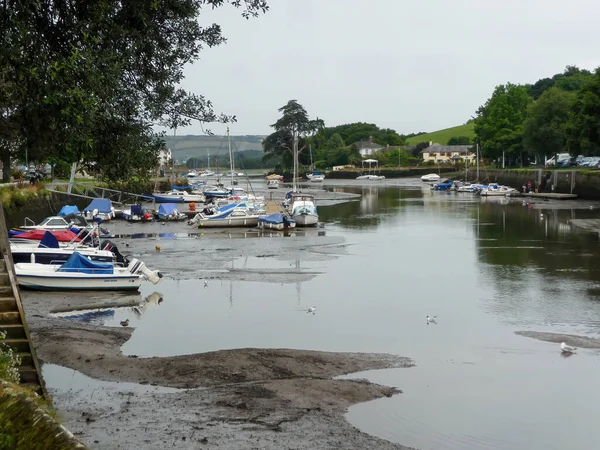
420, 144, 473, 154
352, 140, 385, 150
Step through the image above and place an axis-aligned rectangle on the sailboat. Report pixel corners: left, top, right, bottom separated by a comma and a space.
306, 145, 325, 182
287, 136, 318, 226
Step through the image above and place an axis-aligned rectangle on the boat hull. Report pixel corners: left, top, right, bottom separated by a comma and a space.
11, 251, 113, 265
196, 217, 260, 228
16, 273, 141, 291
293, 213, 318, 227
142, 194, 185, 203
257, 221, 296, 230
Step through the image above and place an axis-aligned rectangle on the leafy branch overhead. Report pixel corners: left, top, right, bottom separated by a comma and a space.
0, 0, 269, 181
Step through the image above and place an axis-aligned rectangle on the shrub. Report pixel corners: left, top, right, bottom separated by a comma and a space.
0, 332, 21, 385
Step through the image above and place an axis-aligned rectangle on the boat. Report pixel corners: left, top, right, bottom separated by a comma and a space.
267, 179, 279, 189
156, 203, 187, 221
289, 193, 318, 227
188, 203, 261, 228
432, 180, 455, 191
309, 172, 325, 182
147, 190, 205, 203
202, 185, 231, 198
15, 252, 162, 291
421, 173, 441, 182
257, 213, 296, 230
456, 182, 486, 193
122, 204, 153, 222
19, 215, 75, 231
11, 229, 81, 243
477, 184, 519, 197
83, 198, 115, 221
10, 230, 118, 265
186, 170, 199, 178
356, 174, 385, 180
57, 205, 80, 218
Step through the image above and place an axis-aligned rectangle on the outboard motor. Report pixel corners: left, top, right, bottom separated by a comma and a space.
100, 240, 129, 265
128, 258, 162, 285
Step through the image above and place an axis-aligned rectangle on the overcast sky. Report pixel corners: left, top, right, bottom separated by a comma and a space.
172, 0, 600, 136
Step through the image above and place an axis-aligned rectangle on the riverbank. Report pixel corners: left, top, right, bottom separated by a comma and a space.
25, 292, 414, 449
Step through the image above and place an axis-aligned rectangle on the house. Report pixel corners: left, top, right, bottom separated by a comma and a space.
420, 143, 475, 164
159, 148, 172, 166
352, 136, 385, 158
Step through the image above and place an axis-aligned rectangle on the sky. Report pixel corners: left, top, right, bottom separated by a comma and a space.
171, 0, 600, 136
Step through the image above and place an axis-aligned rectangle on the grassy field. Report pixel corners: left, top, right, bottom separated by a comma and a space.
406, 123, 475, 145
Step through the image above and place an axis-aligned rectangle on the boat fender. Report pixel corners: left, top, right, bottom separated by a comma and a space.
30, 253, 35, 264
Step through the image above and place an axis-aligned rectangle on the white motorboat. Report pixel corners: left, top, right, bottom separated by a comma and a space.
356, 174, 385, 180
15, 252, 162, 291
289, 193, 318, 227
267, 179, 279, 189
421, 173, 441, 182
188, 203, 261, 228
122, 204, 153, 222
478, 184, 519, 197
310, 174, 325, 182
83, 198, 115, 221
150, 190, 206, 203
186, 170, 199, 178
156, 203, 187, 221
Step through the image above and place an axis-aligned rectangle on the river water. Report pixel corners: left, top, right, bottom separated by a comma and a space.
50, 179, 600, 450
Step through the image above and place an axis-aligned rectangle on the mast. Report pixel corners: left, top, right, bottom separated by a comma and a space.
309, 144, 313, 172
476, 142, 479, 182
227, 127, 234, 188
292, 132, 298, 192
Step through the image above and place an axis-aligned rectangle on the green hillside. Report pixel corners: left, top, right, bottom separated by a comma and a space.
405, 123, 475, 145
161, 135, 265, 162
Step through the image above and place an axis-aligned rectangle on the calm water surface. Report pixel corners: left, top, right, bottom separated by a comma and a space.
58, 180, 600, 450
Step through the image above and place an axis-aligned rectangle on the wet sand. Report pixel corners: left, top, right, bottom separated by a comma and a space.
516, 331, 600, 349
22, 228, 415, 449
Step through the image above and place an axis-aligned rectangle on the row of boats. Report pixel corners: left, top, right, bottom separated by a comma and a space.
421, 174, 519, 196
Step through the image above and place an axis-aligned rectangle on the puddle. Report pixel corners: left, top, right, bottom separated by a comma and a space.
43, 364, 187, 410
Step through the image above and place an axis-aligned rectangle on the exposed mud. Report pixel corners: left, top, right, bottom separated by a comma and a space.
24, 289, 415, 449
516, 330, 600, 349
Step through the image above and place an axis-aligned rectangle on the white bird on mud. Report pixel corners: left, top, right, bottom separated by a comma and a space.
426, 315, 437, 325
307, 306, 316, 314
561, 342, 577, 354
204, 279, 208, 288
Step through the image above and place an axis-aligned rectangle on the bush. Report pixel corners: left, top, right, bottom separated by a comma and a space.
0, 332, 21, 385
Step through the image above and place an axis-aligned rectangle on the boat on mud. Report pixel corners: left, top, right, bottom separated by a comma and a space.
421, 173, 441, 182
156, 203, 187, 221
14, 251, 161, 291
122, 204, 153, 222
83, 198, 115, 221
257, 213, 296, 230
287, 192, 318, 227
188, 203, 261, 228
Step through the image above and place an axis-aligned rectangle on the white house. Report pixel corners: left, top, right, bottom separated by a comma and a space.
420, 143, 475, 164
352, 136, 385, 158
159, 148, 172, 166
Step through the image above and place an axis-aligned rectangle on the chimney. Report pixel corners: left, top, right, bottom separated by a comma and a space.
369, 136, 373, 143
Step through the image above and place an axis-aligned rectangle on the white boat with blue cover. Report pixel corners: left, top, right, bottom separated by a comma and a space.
157, 203, 187, 221
257, 213, 296, 230
289, 193, 318, 227
14, 252, 162, 291
188, 202, 261, 228
83, 198, 115, 221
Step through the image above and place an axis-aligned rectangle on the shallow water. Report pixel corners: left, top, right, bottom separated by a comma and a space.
52, 179, 600, 449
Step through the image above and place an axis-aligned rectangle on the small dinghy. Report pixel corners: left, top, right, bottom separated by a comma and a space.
15, 252, 162, 291
156, 203, 187, 221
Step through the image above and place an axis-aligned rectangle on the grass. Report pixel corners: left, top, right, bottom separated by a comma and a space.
0, 184, 49, 211
406, 123, 476, 145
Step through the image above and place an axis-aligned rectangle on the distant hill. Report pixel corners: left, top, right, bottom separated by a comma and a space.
405, 123, 475, 145
161, 135, 266, 162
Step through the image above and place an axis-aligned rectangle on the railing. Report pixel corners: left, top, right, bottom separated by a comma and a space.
47, 183, 151, 205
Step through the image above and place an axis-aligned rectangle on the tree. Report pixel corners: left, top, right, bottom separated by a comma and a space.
263, 100, 324, 170
567, 68, 600, 156
474, 83, 531, 165
447, 136, 471, 145
0, 0, 269, 181
523, 87, 573, 162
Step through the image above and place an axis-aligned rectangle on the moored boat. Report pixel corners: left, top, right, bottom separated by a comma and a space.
267, 179, 279, 189
83, 198, 115, 221
257, 213, 296, 230
157, 203, 187, 221
421, 173, 441, 182
188, 203, 261, 228
289, 193, 318, 227
477, 184, 519, 196
14, 252, 162, 291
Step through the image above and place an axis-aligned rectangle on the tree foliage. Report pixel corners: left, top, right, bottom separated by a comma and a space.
262, 100, 323, 169
447, 136, 471, 145
474, 83, 531, 161
0, 0, 268, 181
567, 68, 600, 156
523, 87, 573, 161
313, 122, 405, 150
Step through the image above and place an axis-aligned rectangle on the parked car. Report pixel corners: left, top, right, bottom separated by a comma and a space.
545, 153, 571, 167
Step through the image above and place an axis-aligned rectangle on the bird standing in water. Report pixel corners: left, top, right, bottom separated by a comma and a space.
561, 342, 576, 354
120, 319, 130, 327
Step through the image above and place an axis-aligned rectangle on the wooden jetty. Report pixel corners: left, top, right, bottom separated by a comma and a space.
514, 192, 578, 200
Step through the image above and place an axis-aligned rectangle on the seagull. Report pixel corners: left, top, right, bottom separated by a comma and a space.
426, 315, 437, 325
306, 306, 316, 314
560, 342, 576, 354
204, 279, 208, 288
120, 319, 130, 327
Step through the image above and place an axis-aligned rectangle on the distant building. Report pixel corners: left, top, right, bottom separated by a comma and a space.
159, 148, 172, 166
352, 136, 385, 158
421, 143, 475, 163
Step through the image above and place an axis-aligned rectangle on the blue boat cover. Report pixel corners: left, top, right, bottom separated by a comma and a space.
83, 198, 112, 213
38, 231, 60, 249
57, 252, 114, 274
258, 213, 296, 224
58, 205, 80, 217
131, 204, 143, 215
158, 203, 180, 216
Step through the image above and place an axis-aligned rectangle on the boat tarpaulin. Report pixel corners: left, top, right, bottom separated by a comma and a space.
38, 231, 60, 249
83, 198, 112, 213
258, 213, 295, 225
57, 252, 114, 274
17, 229, 81, 242
158, 203, 180, 216
58, 205, 80, 217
